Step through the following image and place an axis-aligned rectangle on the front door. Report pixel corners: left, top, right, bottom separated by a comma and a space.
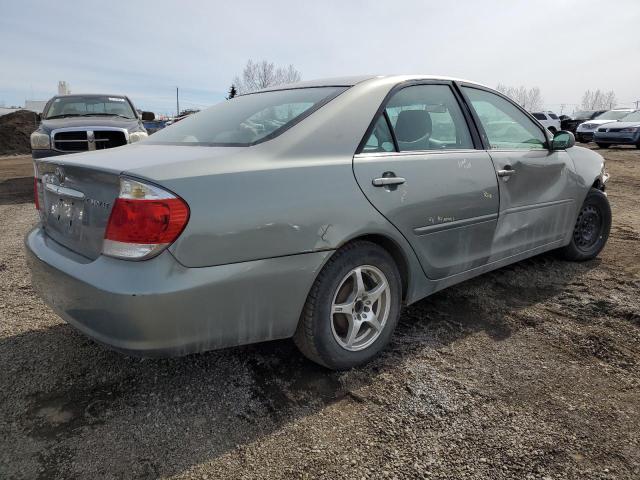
353, 83, 499, 280
460, 86, 576, 259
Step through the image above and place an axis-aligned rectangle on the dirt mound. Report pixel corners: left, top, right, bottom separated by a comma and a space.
0, 110, 39, 155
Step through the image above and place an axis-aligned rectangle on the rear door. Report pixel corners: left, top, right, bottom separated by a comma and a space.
459, 85, 576, 259
353, 82, 499, 280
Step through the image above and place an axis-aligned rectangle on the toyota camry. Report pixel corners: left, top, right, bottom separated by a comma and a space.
27, 75, 611, 369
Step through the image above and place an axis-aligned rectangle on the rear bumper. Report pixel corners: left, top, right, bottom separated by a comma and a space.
26, 227, 330, 356
593, 132, 640, 145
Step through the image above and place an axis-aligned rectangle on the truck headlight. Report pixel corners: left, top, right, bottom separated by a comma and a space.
128, 131, 148, 143
30, 132, 50, 150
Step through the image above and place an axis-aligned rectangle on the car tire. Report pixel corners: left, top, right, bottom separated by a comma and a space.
294, 241, 402, 370
596, 143, 610, 149
548, 127, 557, 134
558, 188, 611, 262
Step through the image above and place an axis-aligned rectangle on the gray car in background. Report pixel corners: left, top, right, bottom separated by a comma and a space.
26, 75, 611, 369
592, 110, 640, 149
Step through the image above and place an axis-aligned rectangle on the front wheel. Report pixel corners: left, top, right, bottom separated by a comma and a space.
559, 188, 611, 261
596, 143, 610, 149
294, 241, 402, 370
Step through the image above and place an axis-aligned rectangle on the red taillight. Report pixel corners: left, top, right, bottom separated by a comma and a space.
105, 198, 189, 244
34, 177, 40, 211
103, 178, 189, 260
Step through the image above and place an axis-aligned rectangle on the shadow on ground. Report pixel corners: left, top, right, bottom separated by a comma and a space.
0, 253, 596, 479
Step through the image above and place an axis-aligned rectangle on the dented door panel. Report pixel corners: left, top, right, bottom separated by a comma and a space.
353, 150, 499, 279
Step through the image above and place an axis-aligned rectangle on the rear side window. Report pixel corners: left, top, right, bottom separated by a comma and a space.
532, 113, 547, 120
385, 85, 473, 151
463, 87, 546, 150
362, 84, 474, 153
147, 86, 347, 146
549, 113, 559, 119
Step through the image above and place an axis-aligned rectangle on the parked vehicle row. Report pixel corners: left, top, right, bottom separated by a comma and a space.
27, 75, 611, 369
575, 109, 636, 144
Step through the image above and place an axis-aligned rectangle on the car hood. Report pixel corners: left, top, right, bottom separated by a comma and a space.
578, 119, 620, 129
39, 116, 141, 132
616, 121, 640, 128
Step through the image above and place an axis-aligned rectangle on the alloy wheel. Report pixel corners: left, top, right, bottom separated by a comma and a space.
330, 265, 391, 351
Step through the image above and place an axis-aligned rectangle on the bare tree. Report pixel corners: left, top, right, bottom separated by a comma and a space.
581, 89, 617, 110
233, 60, 302, 94
496, 84, 544, 111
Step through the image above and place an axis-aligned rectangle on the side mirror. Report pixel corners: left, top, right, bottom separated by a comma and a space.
551, 130, 575, 150
140, 111, 155, 121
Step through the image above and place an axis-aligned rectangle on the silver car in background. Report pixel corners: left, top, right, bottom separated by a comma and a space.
575, 108, 634, 142
27, 75, 611, 369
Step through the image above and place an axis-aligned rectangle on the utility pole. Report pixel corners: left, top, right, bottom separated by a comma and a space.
635, 100, 640, 109
176, 87, 180, 117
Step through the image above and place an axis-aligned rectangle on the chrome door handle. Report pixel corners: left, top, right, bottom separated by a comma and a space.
372, 177, 406, 187
497, 168, 516, 178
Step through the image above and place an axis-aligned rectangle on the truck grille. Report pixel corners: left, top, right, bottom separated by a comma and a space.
52, 129, 128, 152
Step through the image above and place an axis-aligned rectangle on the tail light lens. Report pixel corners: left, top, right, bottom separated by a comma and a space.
103, 178, 189, 260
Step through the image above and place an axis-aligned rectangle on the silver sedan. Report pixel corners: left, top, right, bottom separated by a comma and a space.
27, 75, 611, 369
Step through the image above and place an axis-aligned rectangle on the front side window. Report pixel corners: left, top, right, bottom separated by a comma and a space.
147, 87, 346, 146
462, 87, 546, 150
381, 84, 474, 151
45, 96, 136, 119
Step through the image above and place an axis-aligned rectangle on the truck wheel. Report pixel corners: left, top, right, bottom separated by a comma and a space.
294, 241, 402, 370
596, 143, 609, 148
559, 188, 611, 261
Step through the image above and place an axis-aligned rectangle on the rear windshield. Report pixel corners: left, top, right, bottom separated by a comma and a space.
45, 96, 136, 119
147, 87, 347, 146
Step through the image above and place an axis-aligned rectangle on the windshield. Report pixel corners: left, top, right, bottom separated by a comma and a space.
620, 111, 640, 122
45, 96, 136, 119
147, 86, 347, 146
596, 110, 632, 121
573, 110, 595, 120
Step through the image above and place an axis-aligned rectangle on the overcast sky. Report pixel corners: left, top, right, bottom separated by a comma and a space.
1, 0, 638, 115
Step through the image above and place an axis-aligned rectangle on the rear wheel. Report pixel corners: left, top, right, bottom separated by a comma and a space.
559, 188, 611, 261
548, 127, 557, 134
596, 143, 610, 148
294, 241, 402, 370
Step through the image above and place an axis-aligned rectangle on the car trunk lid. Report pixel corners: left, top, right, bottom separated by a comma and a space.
36, 161, 120, 260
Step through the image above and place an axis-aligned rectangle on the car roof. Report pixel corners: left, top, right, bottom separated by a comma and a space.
51, 94, 129, 100
248, 74, 489, 94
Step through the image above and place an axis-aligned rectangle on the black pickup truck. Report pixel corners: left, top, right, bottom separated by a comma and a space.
561, 110, 606, 134
30, 94, 154, 158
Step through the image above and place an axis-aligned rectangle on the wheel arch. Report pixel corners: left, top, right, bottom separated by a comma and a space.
334, 233, 411, 302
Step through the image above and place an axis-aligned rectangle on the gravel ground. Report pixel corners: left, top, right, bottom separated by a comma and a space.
0, 147, 639, 479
